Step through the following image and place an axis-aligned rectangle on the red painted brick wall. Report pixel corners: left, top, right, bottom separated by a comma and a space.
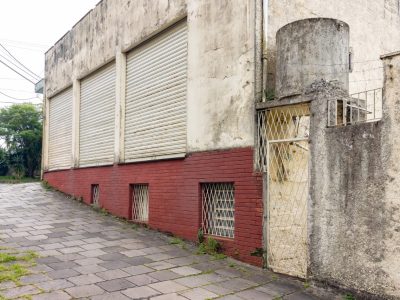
44, 147, 264, 266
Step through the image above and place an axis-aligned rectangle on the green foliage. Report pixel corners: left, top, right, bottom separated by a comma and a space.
41, 180, 53, 190
197, 228, 204, 244
197, 237, 226, 259
344, 294, 355, 300
264, 89, 275, 101
250, 247, 264, 257
0, 104, 42, 178
0, 253, 17, 263
0, 176, 39, 184
0, 248, 39, 285
0, 148, 8, 176
169, 237, 187, 249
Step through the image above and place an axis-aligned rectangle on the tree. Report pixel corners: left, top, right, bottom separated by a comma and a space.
0, 147, 8, 176
0, 104, 42, 178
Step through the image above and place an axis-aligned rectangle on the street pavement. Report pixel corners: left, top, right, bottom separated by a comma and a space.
0, 183, 343, 300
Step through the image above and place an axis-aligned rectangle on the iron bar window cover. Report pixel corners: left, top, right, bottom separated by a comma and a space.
132, 184, 149, 223
91, 184, 99, 206
201, 183, 235, 239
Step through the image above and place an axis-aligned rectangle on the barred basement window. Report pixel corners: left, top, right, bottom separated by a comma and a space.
131, 184, 149, 223
91, 184, 99, 206
201, 183, 235, 239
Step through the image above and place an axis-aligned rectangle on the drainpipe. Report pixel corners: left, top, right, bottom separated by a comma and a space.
254, 0, 264, 103
254, 0, 269, 268
262, 0, 268, 99
254, 0, 268, 102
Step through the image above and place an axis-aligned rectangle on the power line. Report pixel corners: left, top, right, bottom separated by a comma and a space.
0, 59, 36, 84
0, 88, 42, 94
0, 53, 39, 82
1, 44, 46, 52
0, 91, 40, 101
0, 44, 41, 80
0, 38, 48, 48
0, 101, 42, 106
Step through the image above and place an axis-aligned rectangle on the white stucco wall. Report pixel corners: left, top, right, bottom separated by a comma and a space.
266, 0, 400, 94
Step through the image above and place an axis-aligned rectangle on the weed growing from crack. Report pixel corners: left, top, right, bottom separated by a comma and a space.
197, 237, 227, 260
169, 237, 187, 250
0, 249, 39, 287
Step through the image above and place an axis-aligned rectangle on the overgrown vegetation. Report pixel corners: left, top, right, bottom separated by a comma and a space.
197, 236, 226, 260
0, 104, 42, 179
0, 248, 39, 286
0, 176, 39, 184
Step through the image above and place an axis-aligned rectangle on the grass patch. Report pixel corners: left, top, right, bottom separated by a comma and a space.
344, 294, 355, 300
0, 253, 17, 263
0, 248, 39, 287
169, 237, 187, 249
0, 176, 39, 184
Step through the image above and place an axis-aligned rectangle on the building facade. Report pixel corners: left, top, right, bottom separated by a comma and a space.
43, 0, 400, 297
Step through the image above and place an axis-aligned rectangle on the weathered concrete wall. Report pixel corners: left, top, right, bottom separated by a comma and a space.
186, 0, 256, 151
308, 55, 400, 298
267, 0, 400, 95
45, 0, 257, 152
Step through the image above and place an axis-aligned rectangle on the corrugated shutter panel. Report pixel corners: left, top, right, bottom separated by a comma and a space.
79, 62, 116, 167
125, 21, 187, 161
48, 87, 73, 170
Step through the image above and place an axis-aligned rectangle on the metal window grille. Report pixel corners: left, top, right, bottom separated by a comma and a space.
328, 88, 383, 127
256, 104, 310, 172
91, 184, 99, 206
132, 184, 149, 223
201, 183, 235, 239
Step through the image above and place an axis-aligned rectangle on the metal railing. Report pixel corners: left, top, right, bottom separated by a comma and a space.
328, 88, 383, 127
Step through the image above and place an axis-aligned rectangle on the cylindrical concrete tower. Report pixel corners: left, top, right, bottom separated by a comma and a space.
275, 18, 350, 99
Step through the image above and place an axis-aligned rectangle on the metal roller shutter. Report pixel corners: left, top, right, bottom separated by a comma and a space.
48, 87, 73, 170
80, 62, 116, 167
125, 21, 187, 161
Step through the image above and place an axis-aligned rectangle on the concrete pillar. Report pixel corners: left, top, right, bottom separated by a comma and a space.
71, 79, 80, 168
115, 50, 126, 163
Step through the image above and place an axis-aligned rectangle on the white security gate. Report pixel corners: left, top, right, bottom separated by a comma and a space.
80, 62, 116, 167
132, 184, 149, 223
48, 87, 73, 170
258, 104, 310, 278
125, 21, 187, 162
91, 184, 99, 206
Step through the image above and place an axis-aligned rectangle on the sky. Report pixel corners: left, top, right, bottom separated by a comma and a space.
0, 0, 100, 108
